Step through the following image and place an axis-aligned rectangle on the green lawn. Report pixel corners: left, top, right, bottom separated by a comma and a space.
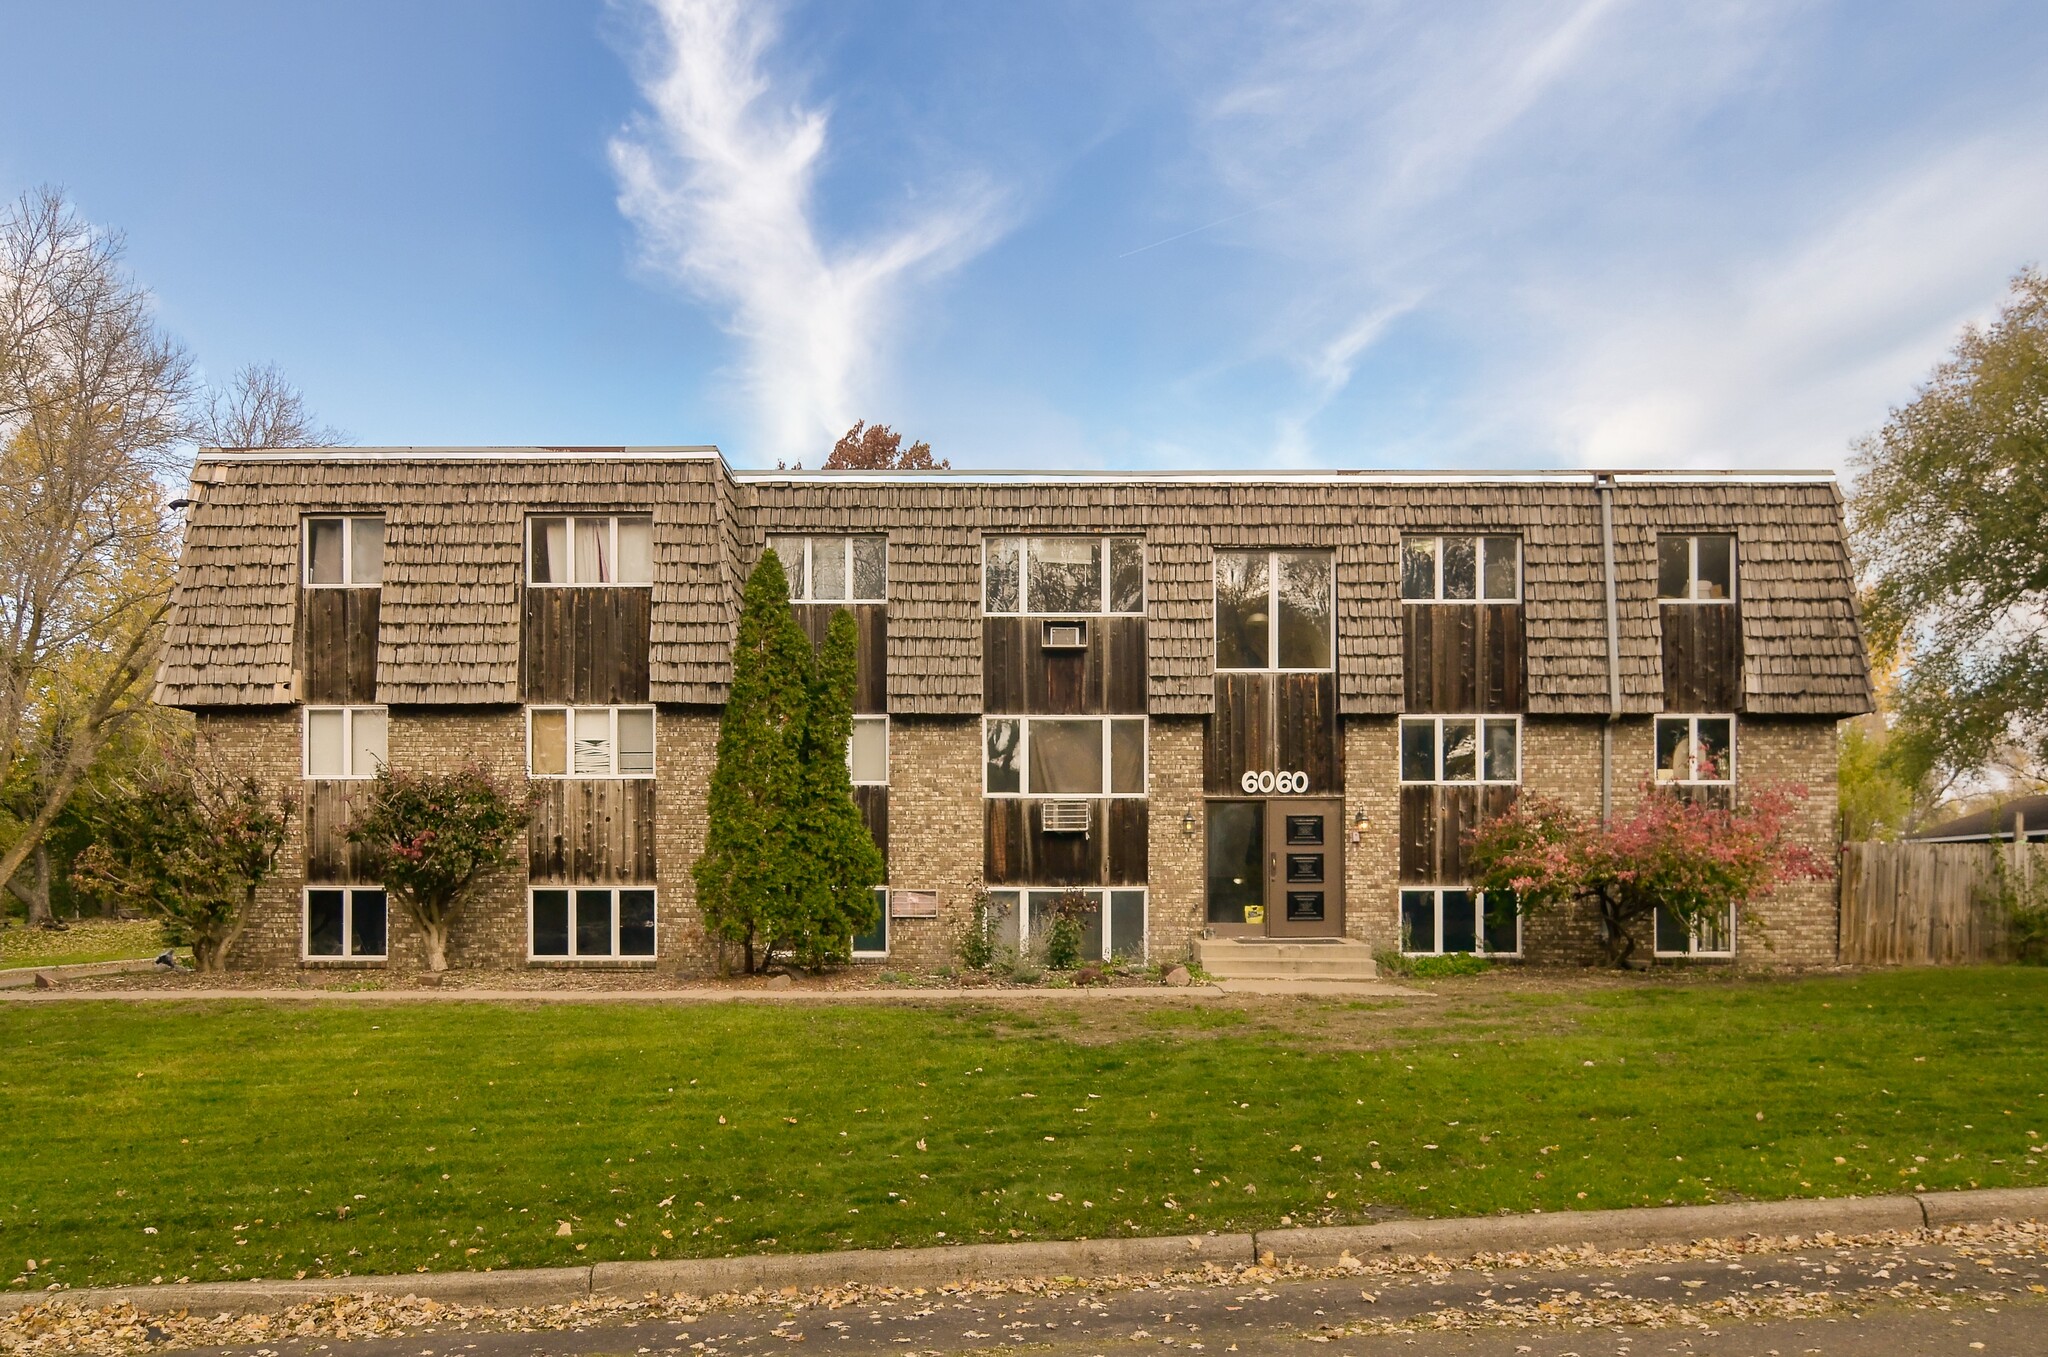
0, 919, 167, 970
3, 968, 2044, 1291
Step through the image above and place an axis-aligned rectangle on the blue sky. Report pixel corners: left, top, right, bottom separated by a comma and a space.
2, 1, 2043, 472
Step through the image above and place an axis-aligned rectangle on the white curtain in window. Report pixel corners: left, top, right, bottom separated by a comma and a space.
306, 709, 346, 776
350, 709, 388, 775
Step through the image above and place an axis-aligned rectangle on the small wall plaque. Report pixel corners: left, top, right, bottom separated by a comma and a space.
890, 889, 940, 919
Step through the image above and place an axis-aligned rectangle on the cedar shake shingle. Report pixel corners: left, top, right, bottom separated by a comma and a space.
159, 457, 1873, 720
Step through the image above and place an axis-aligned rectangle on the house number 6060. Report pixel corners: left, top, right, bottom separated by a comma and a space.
1241, 770, 1309, 794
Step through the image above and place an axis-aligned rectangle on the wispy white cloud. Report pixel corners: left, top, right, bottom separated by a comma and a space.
610, 0, 1004, 463
1515, 132, 2048, 471
1155, 1, 1850, 461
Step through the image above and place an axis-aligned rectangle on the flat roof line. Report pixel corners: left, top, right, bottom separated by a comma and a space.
197, 446, 725, 461
189, 449, 1838, 485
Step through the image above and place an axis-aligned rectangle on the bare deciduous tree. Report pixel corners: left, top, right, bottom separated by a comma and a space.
0, 187, 192, 912
200, 361, 349, 448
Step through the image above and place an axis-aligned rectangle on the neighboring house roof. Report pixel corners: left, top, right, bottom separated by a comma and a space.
1906, 793, 2048, 843
157, 450, 1875, 719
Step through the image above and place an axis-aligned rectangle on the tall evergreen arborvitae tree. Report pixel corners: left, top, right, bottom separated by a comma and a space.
694, 549, 814, 973
789, 608, 886, 971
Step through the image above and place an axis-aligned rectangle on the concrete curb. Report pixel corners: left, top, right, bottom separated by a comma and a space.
590, 1233, 1250, 1300
1917, 1186, 2048, 1228
3, 1189, 2042, 1320
1253, 1195, 1925, 1266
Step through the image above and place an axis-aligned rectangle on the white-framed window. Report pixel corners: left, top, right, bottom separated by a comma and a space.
527, 706, 655, 778
850, 716, 888, 786
530, 887, 657, 959
1655, 902, 1735, 958
1399, 715, 1520, 784
1400, 887, 1520, 956
304, 887, 388, 961
766, 535, 886, 603
982, 716, 1146, 796
983, 537, 1144, 615
852, 885, 889, 958
303, 706, 388, 779
1657, 533, 1736, 602
1214, 550, 1333, 671
1400, 535, 1520, 602
984, 887, 1147, 962
527, 515, 653, 586
304, 515, 385, 587
1654, 714, 1735, 785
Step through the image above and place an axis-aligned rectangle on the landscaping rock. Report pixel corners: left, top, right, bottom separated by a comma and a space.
32, 972, 53, 990
765, 974, 793, 990
1164, 966, 1192, 987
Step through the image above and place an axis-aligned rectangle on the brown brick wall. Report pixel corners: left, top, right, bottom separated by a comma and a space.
198, 704, 1840, 976
875, 717, 982, 969
195, 708, 309, 970
1145, 718, 1205, 967
1729, 716, 1840, 967
1341, 718, 1400, 952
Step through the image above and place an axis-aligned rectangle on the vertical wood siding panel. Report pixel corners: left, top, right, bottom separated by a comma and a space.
1402, 605, 1432, 711
1207, 674, 1272, 793
1660, 604, 1742, 711
304, 781, 374, 884
982, 617, 1025, 713
856, 604, 887, 713
1107, 799, 1149, 885
1027, 800, 1106, 887
1483, 604, 1526, 713
1105, 617, 1148, 714
1043, 647, 1087, 714
984, 798, 1029, 884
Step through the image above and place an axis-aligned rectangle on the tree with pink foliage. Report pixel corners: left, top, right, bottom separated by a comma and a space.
1466, 783, 1829, 968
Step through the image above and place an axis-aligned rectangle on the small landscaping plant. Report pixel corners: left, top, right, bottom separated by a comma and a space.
955, 890, 997, 971
1038, 889, 1092, 971
1467, 780, 1827, 968
69, 745, 293, 972
347, 764, 528, 972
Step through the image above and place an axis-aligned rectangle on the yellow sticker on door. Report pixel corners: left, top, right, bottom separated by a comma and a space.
1244, 905, 1266, 925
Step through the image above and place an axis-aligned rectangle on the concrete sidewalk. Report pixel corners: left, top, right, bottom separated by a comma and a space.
0, 980, 1423, 1003
4, 1186, 2040, 1320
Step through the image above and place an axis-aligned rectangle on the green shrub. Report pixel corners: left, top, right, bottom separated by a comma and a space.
1375, 948, 1491, 978
1039, 889, 1091, 971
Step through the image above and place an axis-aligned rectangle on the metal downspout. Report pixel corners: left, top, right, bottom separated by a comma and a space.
1597, 473, 1621, 825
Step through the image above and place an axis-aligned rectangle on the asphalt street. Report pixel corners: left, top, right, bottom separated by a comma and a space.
180, 1231, 2048, 1357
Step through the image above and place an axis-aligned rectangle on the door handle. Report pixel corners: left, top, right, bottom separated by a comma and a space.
1269, 852, 1276, 881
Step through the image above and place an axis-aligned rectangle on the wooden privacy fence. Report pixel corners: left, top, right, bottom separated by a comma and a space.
1839, 840, 2046, 965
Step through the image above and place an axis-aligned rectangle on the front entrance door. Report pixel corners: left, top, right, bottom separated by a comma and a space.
1266, 800, 1342, 937
1205, 799, 1345, 938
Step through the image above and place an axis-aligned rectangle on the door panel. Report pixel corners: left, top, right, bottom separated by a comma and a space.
1205, 800, 1264, 931
1264, 800, 1344, 937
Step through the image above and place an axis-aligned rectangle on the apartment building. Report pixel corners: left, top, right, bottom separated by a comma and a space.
156, 449, 1872, 973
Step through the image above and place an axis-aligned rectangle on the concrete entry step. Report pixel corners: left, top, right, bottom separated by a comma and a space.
1195, 936, 1378, 981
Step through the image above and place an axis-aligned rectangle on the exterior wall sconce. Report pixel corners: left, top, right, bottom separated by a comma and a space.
1182, 810, 1198, 836
1350, 808, 1367, 843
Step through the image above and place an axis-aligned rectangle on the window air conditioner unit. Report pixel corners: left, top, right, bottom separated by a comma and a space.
1041, 619, 1089, 650
1040, 799, 1093, 834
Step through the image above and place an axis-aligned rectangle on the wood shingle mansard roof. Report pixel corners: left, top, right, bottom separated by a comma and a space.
157, 449, 1873, 719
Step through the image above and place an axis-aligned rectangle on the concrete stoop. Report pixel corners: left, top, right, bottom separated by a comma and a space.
1195, 937, 1380, 982
9, 1188, 2040, 1321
